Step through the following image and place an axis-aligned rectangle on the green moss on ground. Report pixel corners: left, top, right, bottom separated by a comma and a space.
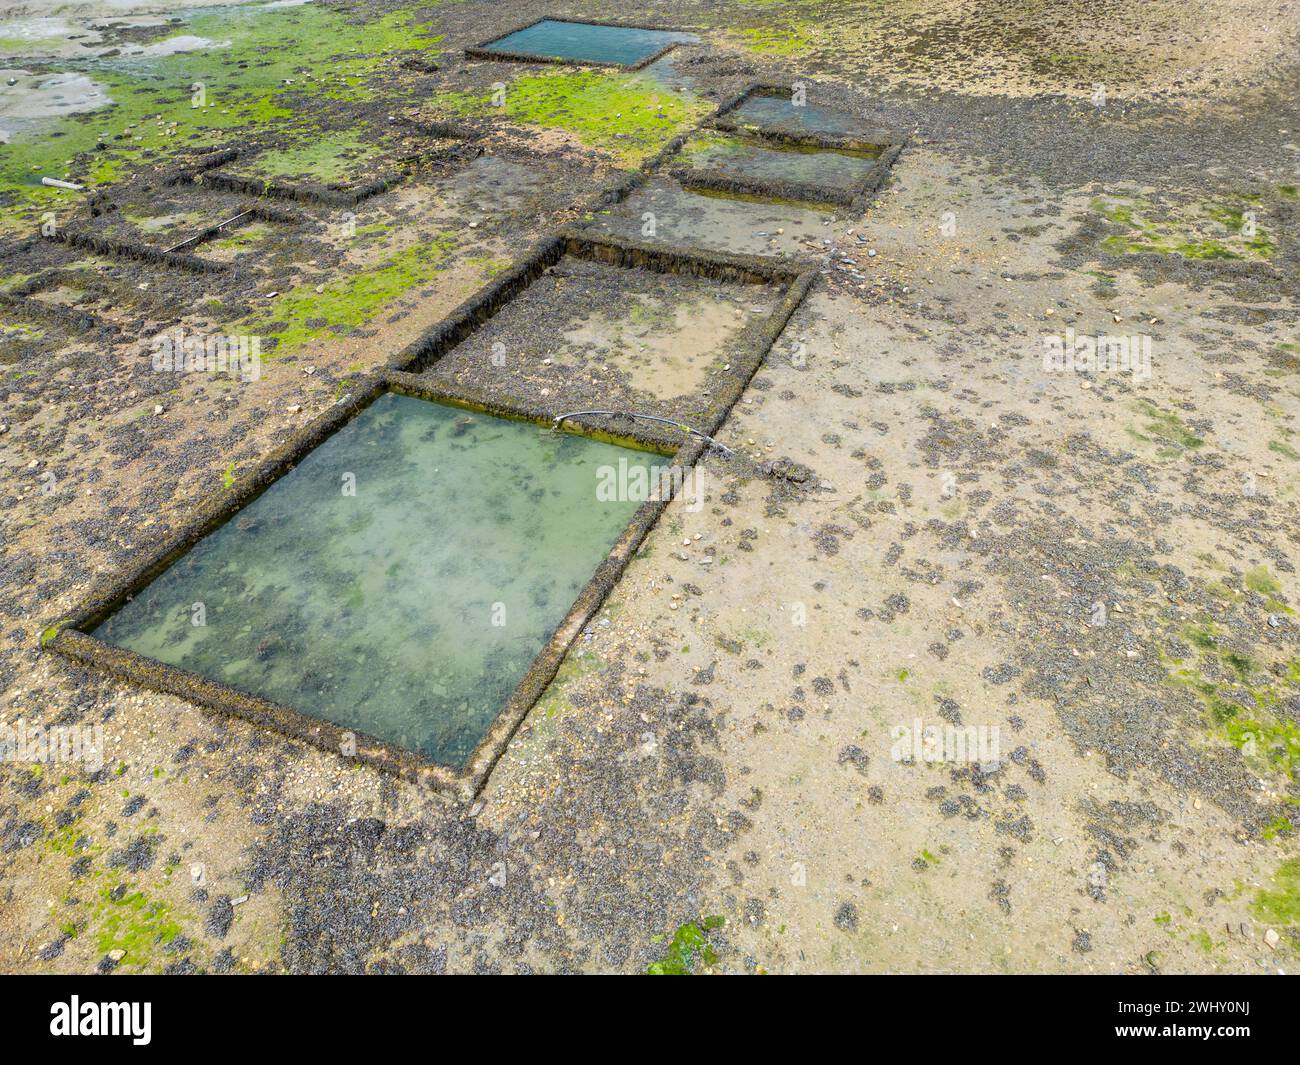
94, 885, 183, 965
1164, 617, 1300, 784
734, 25, 816, 56
240, 232, 459, 355
1252, 859, 1300, 926
647, 915, 724, 974
1090, 193, 1278, 261
1131, 399, 1204, 454
437, 70, 710, 166
0, 6, 443, 237
239, 131, 387, 185
1244, 567, 1291, 614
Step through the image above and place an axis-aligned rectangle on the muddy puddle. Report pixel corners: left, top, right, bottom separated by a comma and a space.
427, 154, 548, 219
15, 251, 220, 331
0, 69, 111, 134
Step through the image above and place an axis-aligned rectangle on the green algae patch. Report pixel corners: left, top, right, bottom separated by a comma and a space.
1164, 622, 1300, 783
242, 233, 459, 355
438, 71, 710, 166
0, 5, 444, 237
647, 916, 724, 974
1252, 859, 1300, 927
42, 820, 91, 859
1271, 343, 1300, 375
1132, 400, 1203, 454
1222, 715, 1300, 781
241, 131, 387, 185
534, 648, 603, 722
1262, 813, 1295, 841
94, 886, 183, 965
1090, 194, 1277, 262
734, 25, 816, 56
464, 253, 512, 279
1242, 567, 1292, 615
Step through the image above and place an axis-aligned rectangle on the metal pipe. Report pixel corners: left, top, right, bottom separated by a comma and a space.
164, 209, 255, 254
551, 409, 735, 457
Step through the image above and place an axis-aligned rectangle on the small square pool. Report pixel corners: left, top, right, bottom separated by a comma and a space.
728, 93, 872, 139
476, 18, 692, 68
677, 132, 883, 198
90, 393, 658, 766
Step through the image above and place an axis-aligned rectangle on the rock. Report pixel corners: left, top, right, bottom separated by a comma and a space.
1264, 928, 1280, 950
346, 817, 386, 850
205, 895, 234, 939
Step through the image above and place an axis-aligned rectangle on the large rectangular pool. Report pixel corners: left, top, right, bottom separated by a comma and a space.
91, 393, 656, 765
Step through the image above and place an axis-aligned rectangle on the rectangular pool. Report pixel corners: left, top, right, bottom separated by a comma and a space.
728, 93, 873, 139
475, 18, 692, 68
90, 393, 656, 766
586, 177, 835, 257
678, 132, 883, 196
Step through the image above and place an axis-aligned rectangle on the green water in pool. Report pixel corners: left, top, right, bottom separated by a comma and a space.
680, 132, 880, 193
481, 19, 693, 66
92, 393, 656, 765
729, 95, 872, 139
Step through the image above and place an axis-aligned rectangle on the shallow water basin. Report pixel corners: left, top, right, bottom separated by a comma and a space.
91, 393, 657, 766
478, 19, 692, 67
677, 131, 882, 196
727, 93, 875, 140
